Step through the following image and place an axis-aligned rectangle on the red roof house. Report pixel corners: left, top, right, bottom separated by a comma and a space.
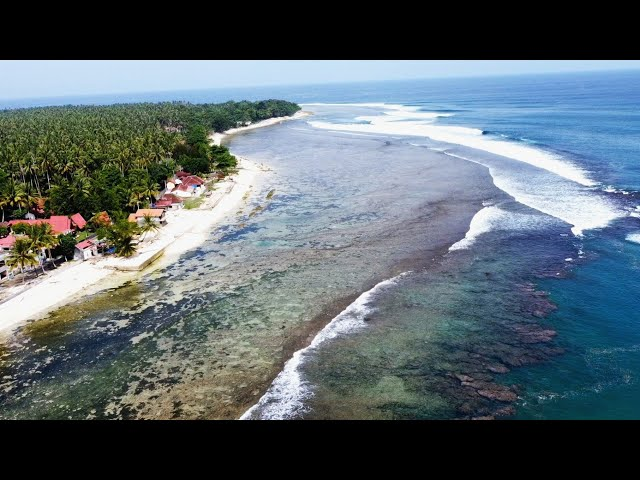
70, 213, 87, 229
175, 171, 191, 178
48, 216, 72, 235
76, 239, 96, 250
182, 175, 205, 186
9, 216, 73, 235
0, 235, 17, 250
160, 194, 183, 204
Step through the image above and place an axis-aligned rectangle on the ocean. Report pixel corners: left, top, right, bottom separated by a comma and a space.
0, 70, 639, 419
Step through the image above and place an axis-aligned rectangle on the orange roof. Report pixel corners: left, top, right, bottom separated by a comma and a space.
127, 214, 137, 223
70, 213, 87, 229
134, 209, 165, 218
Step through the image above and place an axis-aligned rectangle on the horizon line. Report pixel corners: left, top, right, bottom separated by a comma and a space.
1, 67, 639, 105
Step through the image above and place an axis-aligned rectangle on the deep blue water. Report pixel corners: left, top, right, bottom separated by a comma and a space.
2, 70, 640, 419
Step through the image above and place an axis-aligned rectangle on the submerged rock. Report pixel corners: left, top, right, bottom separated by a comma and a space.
477, 387, 518, 402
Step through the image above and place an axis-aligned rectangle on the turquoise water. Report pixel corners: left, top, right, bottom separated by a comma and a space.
1, 71, 640, 419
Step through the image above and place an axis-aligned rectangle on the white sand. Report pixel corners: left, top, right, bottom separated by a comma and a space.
210, 110, 311, 146
0, 111, 311, 336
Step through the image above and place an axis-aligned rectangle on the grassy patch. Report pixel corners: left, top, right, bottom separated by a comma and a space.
75, 230, 94, 242
266, 189, 276, 200
184, 197, 205, 210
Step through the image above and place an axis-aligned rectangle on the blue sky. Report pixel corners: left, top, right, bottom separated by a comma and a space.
0, 60, 639, 100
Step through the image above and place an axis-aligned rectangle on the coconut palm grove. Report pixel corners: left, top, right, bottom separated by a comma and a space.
0, 99, 300, 223
0, 100, 300, 262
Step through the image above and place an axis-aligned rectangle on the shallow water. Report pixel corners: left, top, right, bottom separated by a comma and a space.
2, 72, 640, 419
0, 114, 496, 419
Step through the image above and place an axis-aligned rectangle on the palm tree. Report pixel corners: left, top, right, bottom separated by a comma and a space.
139, 214, 160, 241
140, 179, 160, 206
0, 193, 8, 223
6, 238, 39, 283
25, 225, 48, 275
116, 236, 137, 257
29, 223, 58, 267
3, 179, 28, 213
101, 219, 140, 258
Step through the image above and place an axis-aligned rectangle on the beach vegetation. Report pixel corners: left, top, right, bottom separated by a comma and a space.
97, 219, 141, 257
27, 223, 58, 267
184, 197, 205, 210
10, 223, 29, 235
55, 233, 77, 261
6, 238, 40, 282
0, 99, 299, 222
139, 214, 160, 240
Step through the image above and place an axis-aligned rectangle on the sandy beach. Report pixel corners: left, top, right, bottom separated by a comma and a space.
210, 110, 310, 146
0, 112, 307, 336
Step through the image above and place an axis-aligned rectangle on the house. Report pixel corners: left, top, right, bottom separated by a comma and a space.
8, 215, 73, 235
48, 216, 73, 235
173, 176, 205, 198
74, 238, 99, 261
0, 235, 17, 251
70, 213, 87, 230
182, 175, 205, 186
0, 235, 17, 281
175, 171, 191, 179
0, 258, 7, 281
173, 183, 197, 198
128, 209, 167, 226
155, 193, 184, 210
0, 252, 7, 281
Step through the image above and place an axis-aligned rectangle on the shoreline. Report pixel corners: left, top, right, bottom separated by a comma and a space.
209, 110, 311, 146
0, 112, 308, 337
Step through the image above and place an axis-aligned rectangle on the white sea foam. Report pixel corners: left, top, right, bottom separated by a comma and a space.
239, 272, 409, 420
449, 205, 548, 251
626, 233, 640, 244
306, 103, 595, 186
442, 151, 621, 237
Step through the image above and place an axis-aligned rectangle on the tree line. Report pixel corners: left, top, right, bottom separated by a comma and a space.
0, 99, 300, 223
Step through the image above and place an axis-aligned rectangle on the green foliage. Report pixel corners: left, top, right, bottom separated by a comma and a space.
139, 214, 160, 241
99, 219, 141, 257
26, 222, 58, 265
183, 197, 205, 210
0, 99, 299, 220
11, 222, 29, 235
210, 144, 237, 171
54, 233, 76, 260
6, 238, 39, 282
0, 225, 8, 237
179, 157, 211, 176
185, 124, 209, 145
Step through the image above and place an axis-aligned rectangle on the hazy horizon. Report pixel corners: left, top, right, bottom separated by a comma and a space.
1, 60, 639, 101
